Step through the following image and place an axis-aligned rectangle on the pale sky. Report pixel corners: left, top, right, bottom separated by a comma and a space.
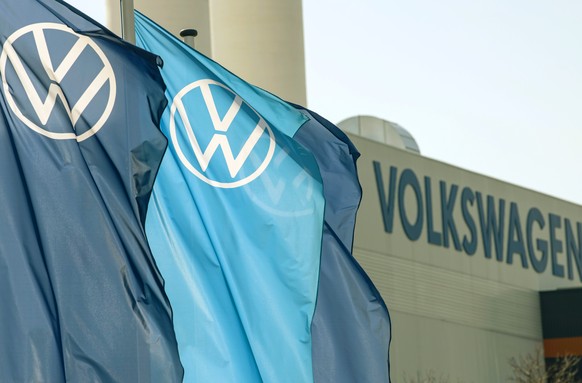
303, 0, 582, 206
66, 0, 107, 25
68, 0, 582, 206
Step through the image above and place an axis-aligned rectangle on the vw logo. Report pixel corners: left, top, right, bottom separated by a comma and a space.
169, 79, 275, 188
0, 23, 116, 141
244, 149, 317, 217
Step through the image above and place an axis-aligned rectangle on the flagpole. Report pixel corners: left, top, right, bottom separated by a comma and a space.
180, 29, 198, 49
120, 0, 135, 43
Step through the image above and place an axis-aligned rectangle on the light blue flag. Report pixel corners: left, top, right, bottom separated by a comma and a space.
135, 11, 325, 383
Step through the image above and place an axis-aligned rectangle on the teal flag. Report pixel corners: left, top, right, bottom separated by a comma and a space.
135, 11, 325, 383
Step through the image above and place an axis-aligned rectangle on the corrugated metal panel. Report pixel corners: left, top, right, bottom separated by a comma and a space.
355, 247, 542, 340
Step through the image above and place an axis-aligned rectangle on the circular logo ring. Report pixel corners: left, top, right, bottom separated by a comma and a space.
169, 79, 275, 188
0, 22, 116, 141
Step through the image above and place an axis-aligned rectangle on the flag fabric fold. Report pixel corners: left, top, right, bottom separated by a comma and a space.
294, 108, 392, 383
0, 1, 182, 382
135, 11, 325, 383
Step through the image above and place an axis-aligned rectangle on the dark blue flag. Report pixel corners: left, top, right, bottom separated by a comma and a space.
0, 1, 182, 382
294, 107, 392, 383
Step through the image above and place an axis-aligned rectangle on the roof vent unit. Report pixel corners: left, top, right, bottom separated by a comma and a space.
337, 115, 420, 154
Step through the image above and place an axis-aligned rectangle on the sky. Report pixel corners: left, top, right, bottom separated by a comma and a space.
303, 0, 582, 206
67, 0, 107, 25
68, 0, 582, 205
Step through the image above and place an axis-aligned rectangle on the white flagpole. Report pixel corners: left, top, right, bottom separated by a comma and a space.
180, 29, 198, 49
120, 0, 135, 43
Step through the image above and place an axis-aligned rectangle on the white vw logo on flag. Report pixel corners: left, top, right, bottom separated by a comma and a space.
170, 79, 275, 188
0, 23, 116, 141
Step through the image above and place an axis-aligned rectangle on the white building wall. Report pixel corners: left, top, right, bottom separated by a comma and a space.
208, 0, 306, 106
133, 0, 212, 56
350, 133, 582, 382
130, 0, 306, 105
390, 311, 540, 382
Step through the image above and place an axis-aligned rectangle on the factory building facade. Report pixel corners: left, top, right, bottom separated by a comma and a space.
345, 126, 582, 381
